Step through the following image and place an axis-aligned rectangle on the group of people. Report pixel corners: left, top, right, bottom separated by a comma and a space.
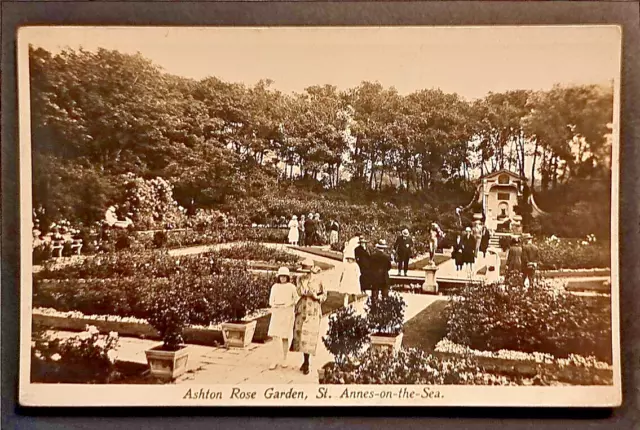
266, 259, 328, 374
505, 233, 540, 284
287, 214, 340, 248
451, 220, 491, 271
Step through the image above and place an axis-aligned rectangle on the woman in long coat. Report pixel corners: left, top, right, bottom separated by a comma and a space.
506, 237, 523, 275
287, 215, 299, 245
461, 227, 476, 269
291, 259, 326, 375
479, 225, 491, 258
452, 235, 465, 271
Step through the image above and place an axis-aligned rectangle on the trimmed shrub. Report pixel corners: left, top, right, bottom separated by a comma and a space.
322, 306, 370, 366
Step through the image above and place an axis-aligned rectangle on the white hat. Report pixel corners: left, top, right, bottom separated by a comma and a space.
402, 229, 410, 237
292, 215, 298, 220
301, 259, 315, 268
277, 267, 291, 280
465, 227, 472, 232
375, 239, 388, 249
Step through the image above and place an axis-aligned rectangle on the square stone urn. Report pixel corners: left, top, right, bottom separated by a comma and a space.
145, 345, 189, 381
221, 320, 258, 349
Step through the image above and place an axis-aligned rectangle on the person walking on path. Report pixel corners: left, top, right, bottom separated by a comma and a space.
369, 239, 392, 302
304, 213, 315, 246
521, 233, 539, 285
472, 220, 484, 258
288, 215, 300, 246
315, 213, 326, 245
291, 259, 326, 375
428, 222, 444, 262
354, 236, 372, 293
452, 234, 465, 271
461, 227, 476, 271
336, 246, 362, 304
479, 224, 491, 258
343, 231, 361, 262
298, 215, 306, 247
329, 219, 340, 247
393, 229, 413, 276
268, 267, 299, 370
506, 237, 523, 276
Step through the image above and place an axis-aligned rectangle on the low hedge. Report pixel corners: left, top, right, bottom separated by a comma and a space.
446, 274, 612, 363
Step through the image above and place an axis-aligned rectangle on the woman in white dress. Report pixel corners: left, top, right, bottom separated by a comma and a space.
268, 267, 299, 369
337, 247, 362, 303
287, 215, 299, 245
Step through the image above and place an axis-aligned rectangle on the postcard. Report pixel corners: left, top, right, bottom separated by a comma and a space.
18, 25, 621, 407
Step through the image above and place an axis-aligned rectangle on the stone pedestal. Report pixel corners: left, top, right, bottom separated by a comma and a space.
422, 264, 438, 294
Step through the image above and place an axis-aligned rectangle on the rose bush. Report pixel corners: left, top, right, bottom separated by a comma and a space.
31, 324, 120, 383
446, 274, 612, 363
322, 305, 370, 366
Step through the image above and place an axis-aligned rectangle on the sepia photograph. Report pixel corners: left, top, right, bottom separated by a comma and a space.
18, 25, 621, 407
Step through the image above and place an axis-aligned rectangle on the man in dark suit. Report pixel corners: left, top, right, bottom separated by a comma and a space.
354, 236, 371, 292
369, 239, 392, 302
304, 213, 315, 246
393, 228, 413, 276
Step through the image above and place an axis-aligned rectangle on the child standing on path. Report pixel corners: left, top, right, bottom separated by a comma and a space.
268, 267, 299, 370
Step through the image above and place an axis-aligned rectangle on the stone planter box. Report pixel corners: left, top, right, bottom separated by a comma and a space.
221, 320, 258, 349
370, 332, 404, 354
145, 344, 189, 381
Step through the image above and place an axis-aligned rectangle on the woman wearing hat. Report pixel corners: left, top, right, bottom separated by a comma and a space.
393, 229, 414, 276
287, 215, 300, 246
268, 267, 299, 370
291, 259, 326, 375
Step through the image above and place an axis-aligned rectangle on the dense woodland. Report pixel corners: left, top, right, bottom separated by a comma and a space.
30, 46, 614, 237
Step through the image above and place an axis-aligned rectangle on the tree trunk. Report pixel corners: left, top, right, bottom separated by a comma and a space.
530, 140, 539, 188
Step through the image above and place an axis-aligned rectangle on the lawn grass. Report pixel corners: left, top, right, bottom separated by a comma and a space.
288, 246, 344, 261
401, 299, 449, 353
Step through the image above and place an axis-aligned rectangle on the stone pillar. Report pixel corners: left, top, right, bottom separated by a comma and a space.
422, 263, 438, 294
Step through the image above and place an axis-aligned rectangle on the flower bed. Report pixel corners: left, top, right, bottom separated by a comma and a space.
137, 227, 288, 250
35, 250, 224, 281
321, 348, 540, 385
536, 239, 610, 270
215, 243, 300, 265
446, 275, 613, 364
33, 265, 274, 328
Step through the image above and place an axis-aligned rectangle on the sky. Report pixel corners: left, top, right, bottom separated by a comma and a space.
20, 26, 621, 100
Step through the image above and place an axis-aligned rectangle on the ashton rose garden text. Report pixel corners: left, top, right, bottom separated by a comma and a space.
182, 386, 444, 402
